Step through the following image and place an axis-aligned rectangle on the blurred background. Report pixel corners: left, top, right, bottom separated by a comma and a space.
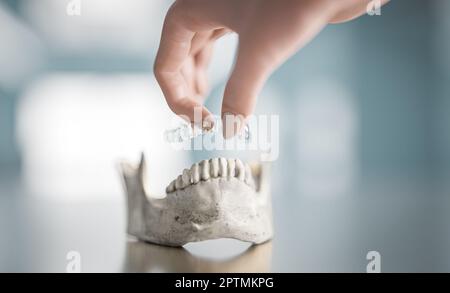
0, 0, 449, 272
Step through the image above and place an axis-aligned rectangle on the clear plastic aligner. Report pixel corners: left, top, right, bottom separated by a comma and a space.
164, 118, 251, 144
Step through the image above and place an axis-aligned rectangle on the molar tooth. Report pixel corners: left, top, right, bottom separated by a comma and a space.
175, 175, 183, 190
190, 163, 200, 184
227, 158, 235, 177
182, 169, 191, 187
235, 159, 245, 181
199, 160, 210, 180
218, 158, 227, 177
210, 158, 219, 177
166, 180, 176, 193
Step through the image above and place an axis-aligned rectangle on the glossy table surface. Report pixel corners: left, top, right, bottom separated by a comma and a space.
1, 175, 449, 273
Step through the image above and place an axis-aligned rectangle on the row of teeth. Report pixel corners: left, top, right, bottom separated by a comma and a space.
166, 158, 255, 193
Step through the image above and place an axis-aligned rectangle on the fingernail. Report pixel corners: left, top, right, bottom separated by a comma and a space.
222, 112, 245, 139
202, 115, 215, 132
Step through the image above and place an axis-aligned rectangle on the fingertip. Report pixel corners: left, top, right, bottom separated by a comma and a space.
221, 111, 247, 139
168, 98, 213, 131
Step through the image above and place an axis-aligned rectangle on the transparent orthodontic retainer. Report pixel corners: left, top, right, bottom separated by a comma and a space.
164, 116, 251, 144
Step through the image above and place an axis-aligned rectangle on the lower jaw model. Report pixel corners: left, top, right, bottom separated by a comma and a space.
120, 154, 273, 247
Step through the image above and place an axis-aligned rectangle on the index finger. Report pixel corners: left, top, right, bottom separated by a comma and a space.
154, 6, 212, 127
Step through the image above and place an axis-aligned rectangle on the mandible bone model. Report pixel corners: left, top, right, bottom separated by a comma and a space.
120, 153, 273, 247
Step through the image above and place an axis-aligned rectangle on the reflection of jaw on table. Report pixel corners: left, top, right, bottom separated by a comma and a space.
122, 238, 273, 273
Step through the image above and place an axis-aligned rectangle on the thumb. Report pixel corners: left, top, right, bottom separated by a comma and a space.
221, 39, 275, 138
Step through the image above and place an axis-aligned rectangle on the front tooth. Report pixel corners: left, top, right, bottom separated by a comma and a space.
218, 158, 227, 177
227, 159, 235, 177
166, 180, 176, 193
235, 159, 245, 181
200, 160, 210, 180
210, 158, 219, 177
244, 163, 254, 187
182, 169, 191, 186
175, 175, 183, 190
190, 163, 200, 184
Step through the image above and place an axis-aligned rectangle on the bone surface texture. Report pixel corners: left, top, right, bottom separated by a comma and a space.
120, 154, 273, 247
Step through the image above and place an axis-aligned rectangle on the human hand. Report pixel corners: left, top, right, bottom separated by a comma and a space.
154, 0, 388, 137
